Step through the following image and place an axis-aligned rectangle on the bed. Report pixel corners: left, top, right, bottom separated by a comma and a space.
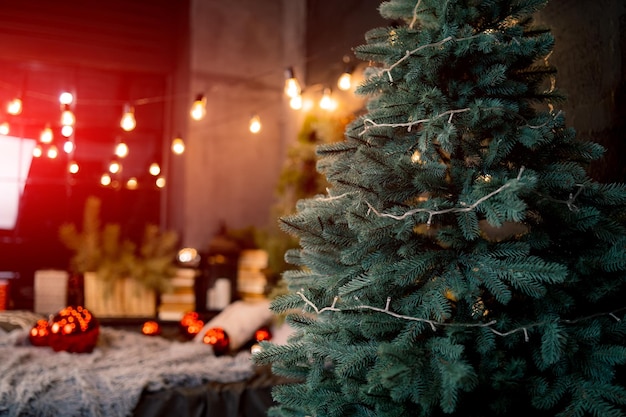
0, 310, 287, 417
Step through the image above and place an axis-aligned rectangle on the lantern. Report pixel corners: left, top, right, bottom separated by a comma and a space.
48, 306, 100, 353
202, 327, 230, 356
29, 319, 51, 347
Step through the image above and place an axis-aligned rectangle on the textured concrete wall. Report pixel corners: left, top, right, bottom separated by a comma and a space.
171, 0, 306, 250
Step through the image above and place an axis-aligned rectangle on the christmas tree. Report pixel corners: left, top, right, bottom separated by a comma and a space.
255, 1, 626, 416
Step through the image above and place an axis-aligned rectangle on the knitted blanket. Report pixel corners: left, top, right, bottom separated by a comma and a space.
0, 327, 255, 417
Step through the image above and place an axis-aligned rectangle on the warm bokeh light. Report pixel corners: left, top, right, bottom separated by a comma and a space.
0, 122, 9, 135
149, 162, 161, 176
109, 160, 121, 174
32, 145, 43, 158
156, 176, 166, 188
171, 137, 185, 154
249, 115, 261, 134
100, 173, 112, 186
289, 94, 303, 110
126, 177, 138, 190
319, 88, 337, 111
68, 161, 79, 174
61, 125, 74, 137
59, 92, 74, 105
7, 98, 22, 115
40, 127, 53, 144
120, 105, 136, 131
115, 141, 129, 158
63, 140, 74, 154
284, 67, 301, 98
61, 108, 75, 126
337, 72, 352, 91
190, 95, 207, 120
47, 145, 58, 159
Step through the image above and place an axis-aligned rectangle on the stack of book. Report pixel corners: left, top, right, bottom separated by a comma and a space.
158, 268, 197, 321
237, 249, 269, 300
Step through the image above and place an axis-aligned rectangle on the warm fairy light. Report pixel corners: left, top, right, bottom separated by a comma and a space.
61, 125, 74, 137
171, 136, 185, 154
319, 88, 337, 111
40, 127, 53, 144
100, 173, 112, 186
249, 115, 261, 134
190, 94, 207, 120
61, 107, 75, 126
120, 104, 136, 131
126, 177, 138, 189
63, 140, 74, 154
7, 98, 22, 115
156, 176, 166, 188
149, 162, 161, 176
411, 150, 421, 163
337, 71, 352, 91
59, 92, 74, 105
289, 94, 303, 110
0, 122, 9, 135
69, 161, 79, 174
109, 160, 121, 174
115, 141, 129, 158
284, 67, 301, 98
47, 145, 58, 159
33, 145, 43, 158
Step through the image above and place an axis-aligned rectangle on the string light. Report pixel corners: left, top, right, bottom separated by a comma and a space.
100, 173, 112, 186
249, 114, 261, 134
126, 177, 138, 190
60, 105, 75, 126
190, 94, 207, 120
120, 104, 136, 131
63, 139, 74, 154
114, 140, 129, 158
108, 160, 121, 174
171, 135, 185, 154
149, 162, 161, 176
0, 122, 9, 135
319, 88, 337, 111
7, 98, 22, 115
289, 94, 303, 110
32, 145, 42, 158
61, 125, 73, 137
155, 176, 166, 188
296, 291, 625, 343
337, 56, 354, 91
40, 126, 53, 144
46, 144, 58, 159
59, 92, 74, 105
366, 167, 525, 226
68, 161, 79, 174
284, 67, 301, 98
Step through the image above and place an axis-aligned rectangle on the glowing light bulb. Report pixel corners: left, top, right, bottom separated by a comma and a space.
120, 105, 136, 131
190, 94, 207, 120
115, 141, 129, 158
59, 92, 74, 105
337, 71, 352, 91
33, 145, 43, 158
101, 173, 112, 186
319, 88, 337, 111
0, 122, 9, 135
249, 115, 261, 134
156, 177, 166, 188
284, 67, 301, 98
61, 125, 74, 137
40, 127, 53, 144
289, 95, 303, 110
109, 160, 121, 174
69, 161, 79, 174
411, 150, 422, 164
61, 108, 75, 126
171, 137, 185, 154
47, 145, 58, 159
63, 140, 74, 154
7, 98, 22, 115
149, 162, 161, 176
126, 177, 138, 190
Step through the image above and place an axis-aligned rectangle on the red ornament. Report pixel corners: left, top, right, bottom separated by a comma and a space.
29, 319, 51, 347
202, 327, 230, 356
180, 311, 204, 339
141, 320, 161, 336
48, 306, 100, 353
254, 326, 272, 342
